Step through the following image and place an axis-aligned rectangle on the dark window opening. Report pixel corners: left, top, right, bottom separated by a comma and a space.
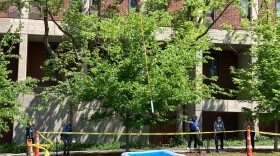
203, 50, 238, 100
209, 52, 218, 76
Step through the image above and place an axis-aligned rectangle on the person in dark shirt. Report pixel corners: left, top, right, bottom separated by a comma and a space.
187, 115, 200, 150
61, 120, 72, 156
25, 121, 34, 155
25, 121, 34, 144
244, 118, 255, 149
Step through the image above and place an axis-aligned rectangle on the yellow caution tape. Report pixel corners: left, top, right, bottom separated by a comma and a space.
31, 144, 50, 156
36, 129, 280, 156
39, 130, 280, 136
39, 132, 53, 145
40, 130, 246, 135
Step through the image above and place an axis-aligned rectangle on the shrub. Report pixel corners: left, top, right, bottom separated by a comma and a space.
169, 135, 187, 147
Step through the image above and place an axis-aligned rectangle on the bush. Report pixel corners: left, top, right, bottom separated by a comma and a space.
0, 143, 26, 153
169, 135, 187, 147
255, 135, 274, 146
0, 136, 275, 153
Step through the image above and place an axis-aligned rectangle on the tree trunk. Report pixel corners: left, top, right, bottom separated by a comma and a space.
97, 0, 101, 17
125, 126, 130, 152
177, 106, 183, 132
274, 119, 278, 150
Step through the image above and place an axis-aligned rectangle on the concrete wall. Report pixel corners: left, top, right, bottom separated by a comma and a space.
13, 94, 149, 144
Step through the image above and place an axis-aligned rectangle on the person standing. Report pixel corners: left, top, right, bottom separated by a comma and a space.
25, 121, 34, 144
187, 115, 200, 150
25, 120, 34, 155
244, 118, 255, 149
61, 120, 72, 156
214, 116, 225, 152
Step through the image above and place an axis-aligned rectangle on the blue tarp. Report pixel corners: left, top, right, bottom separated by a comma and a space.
121, 150, 185, 156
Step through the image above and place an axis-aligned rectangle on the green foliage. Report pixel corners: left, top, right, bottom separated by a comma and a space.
169, 135, 187, 147
0, 141, 157, 153
38, 0, 227, 132
0, 23, 37, 137
0, 143, 26, 153
0, 136, 275, 153
232, 2, 280, 125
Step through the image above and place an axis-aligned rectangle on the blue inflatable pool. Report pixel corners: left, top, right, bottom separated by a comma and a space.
121, 150, 185, 156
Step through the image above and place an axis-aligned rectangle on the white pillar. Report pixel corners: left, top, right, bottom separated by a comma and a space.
251, 0, 258, 21
17, 34, 28, 81
196, 51, 203, 131
21, 2, 29, 19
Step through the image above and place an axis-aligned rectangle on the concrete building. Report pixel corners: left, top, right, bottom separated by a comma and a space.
0, 0, 279, 145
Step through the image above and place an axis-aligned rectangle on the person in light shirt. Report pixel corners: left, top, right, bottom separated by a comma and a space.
214, 116, 225, 152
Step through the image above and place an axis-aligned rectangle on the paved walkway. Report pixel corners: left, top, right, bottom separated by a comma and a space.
0, 146, 276, 156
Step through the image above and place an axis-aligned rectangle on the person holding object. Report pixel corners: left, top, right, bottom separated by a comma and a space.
187, 115, 200, 151
244, 118, 255, 149
214, 116, 225, 152
61, 120, 72, 156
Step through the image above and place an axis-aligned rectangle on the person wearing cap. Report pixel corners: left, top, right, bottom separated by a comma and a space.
214, 116, 225, 152
187, 115, 200, 150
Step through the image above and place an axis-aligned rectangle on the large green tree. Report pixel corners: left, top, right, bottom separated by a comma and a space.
38, 0, 241, 151
232, 0, 280, 150
1, 0, 242, 150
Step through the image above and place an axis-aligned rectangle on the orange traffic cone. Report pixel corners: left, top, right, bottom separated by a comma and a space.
246, 125, 253, 156
35, 131, 40, 156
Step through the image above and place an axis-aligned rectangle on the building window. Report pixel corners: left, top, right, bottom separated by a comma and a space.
277, 0, 280, 15
130, 0, 138, 8
209, 52, 218, 76
242, 0, 251, 19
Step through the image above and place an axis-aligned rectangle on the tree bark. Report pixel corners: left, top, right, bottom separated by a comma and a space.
274, 119, 278, 150
125, 126, 130, 152
177, 106, 183, 132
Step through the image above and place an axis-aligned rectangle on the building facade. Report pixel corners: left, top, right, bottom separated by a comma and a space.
0, 0, 279, 145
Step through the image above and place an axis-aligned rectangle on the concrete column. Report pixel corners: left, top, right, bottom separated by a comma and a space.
17, 34, 28, 81
254, 118, 259, 137
196, 51, 203, 131
251, 0, 258, 21
238, 112, 246, 138
196, 109, 203, 132
21, 0, 29, 19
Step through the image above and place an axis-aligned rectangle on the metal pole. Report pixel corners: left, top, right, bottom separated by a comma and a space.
27, 139, 34, 156
35, 131, 39, 156
56, 136, 58, 156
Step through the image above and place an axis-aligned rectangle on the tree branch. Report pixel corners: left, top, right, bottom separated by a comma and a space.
43, 0, 80, 63
43, 0, 55, 58
46, 6, 79, 54
195, 0, 234, 41
47, 9, 73, 39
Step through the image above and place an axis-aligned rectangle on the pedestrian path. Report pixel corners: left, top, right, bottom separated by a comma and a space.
0, 146, 276, 156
